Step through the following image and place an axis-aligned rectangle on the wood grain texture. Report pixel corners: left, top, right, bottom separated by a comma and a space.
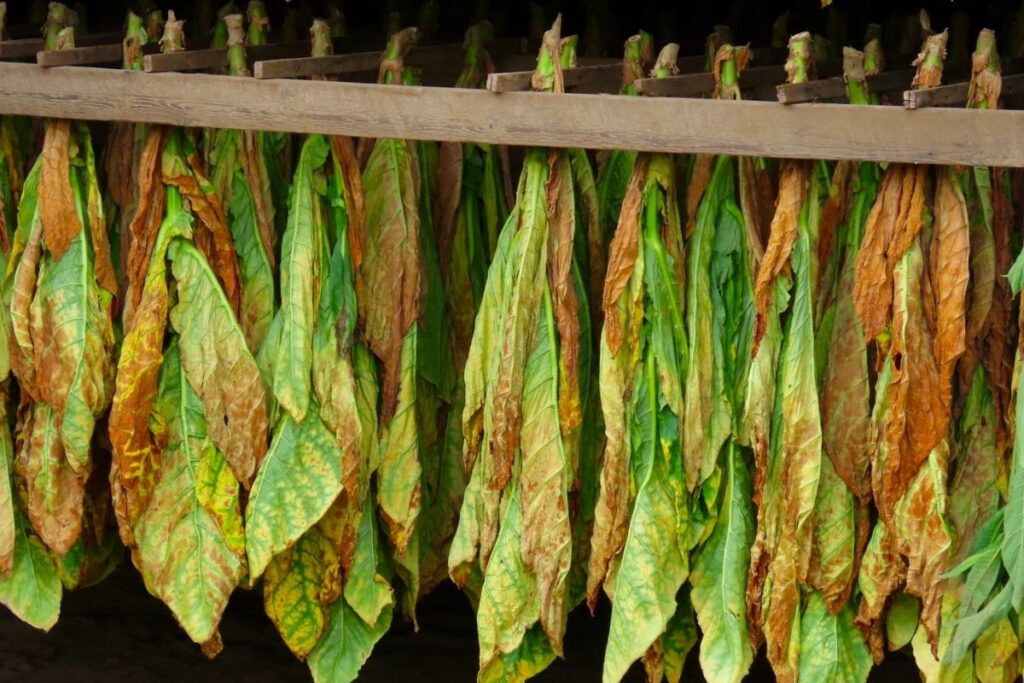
144, 40, 313, 72
777, 69, 915, 104
905, 73, 1024, 109
1, 62, 1023, 166
487, 61, 621, 93
0, 31, 122, 58
36, 43, 123, 67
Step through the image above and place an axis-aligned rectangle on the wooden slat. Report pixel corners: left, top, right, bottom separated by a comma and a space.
256, 37, 531, 81
0, 31, 122, 59
635, 64, 787, 98
777, 68, 915, 105
144, 40, 312, 73
1, 62, 1022, 167
36, 43, 123, 67
904, 73, 1024, 109
487, 61, 622, 93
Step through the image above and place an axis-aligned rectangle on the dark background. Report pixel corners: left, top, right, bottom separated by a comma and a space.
3, 0, 1019, 60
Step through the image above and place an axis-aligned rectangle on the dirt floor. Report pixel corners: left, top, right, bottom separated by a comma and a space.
0, 564, 919, 682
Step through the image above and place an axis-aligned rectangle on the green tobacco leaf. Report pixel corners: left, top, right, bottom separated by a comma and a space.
272, 135, 330, 422
808, 454, 856, 610
0, 410, 13, 573
798, 591, 872, 683
478, 624, 557, 683
263, 525, 338, 658
1002, 364, 1024, 610
662, 592, 699, 683
476, 487, 541, 673
308, 594, 393, 683
343, 494, 394, 627
246, 404, 344, 581
227, 170, 275, 353
885, 593, 920, 651
377, 329, 421, 564
603, 351, 687, 682
0, 506, 61, 631
945, 583, 1012, 665
691, 442, 754, 683
168, 238, 268, 488
133, 344, 244, 644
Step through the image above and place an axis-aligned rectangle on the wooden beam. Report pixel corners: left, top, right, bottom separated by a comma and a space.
36, 43, 123, 67
486, 61, 622, 93
904, 73, 1024, 109
0, 62, 1022, 167
0, 31, 122, 59
777, 68, 915, 105
144, 40, 313, 73
634, 64, 786, 98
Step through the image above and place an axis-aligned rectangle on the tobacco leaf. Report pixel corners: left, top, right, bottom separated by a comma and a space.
517, 287, 572, 653
930, 167, 970, 416
360, 137, 423, 423
807, 456, 857, 612
227, 169, 275, 354
262, 525, 339, 658
39, 120, 82, 260
168, 239, 268, 488
854, 166, 908, 341
330, 136, 366, 270
0, 406, 13, 575
0, 506, 61, 631
753, 161, 805, 352
603, 351, 688, 681
17, 402, 85, 555
798, 591, 873, 683
601, 158, 647, 354
123, 128, 168, 328
133, 344, 245, 645
81, 126, 117, 297
246, 405, 344, 581
272, 135, 329, 422
691, 443, 755, 683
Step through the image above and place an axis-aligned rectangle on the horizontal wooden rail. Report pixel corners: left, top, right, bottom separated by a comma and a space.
0, 62, 1022, 167
905, 73, 1024, 109
777, 68, 915, 104
0, 31, 122, 59
37, 43, 123, 67
144, 40, 313, 72
486, 60, 621, 93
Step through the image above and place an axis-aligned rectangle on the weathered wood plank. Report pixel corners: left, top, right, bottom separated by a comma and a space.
0, 62, 1022, 167
144, 40, 312, 72
36, 43, 122, 67
0, 31, 122, 59
904, 73, 1024, 109
486, 60, 622, 93
777, 68, 915, 104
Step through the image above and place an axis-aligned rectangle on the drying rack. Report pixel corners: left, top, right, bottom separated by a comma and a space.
0, 28, 1022, 168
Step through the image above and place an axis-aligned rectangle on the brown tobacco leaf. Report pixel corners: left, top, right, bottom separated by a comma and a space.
983, 168, 1015, 449
9, 218, 44, 400
739, 156, 773, 275
930, 167, 970, 415
17, 402, 85, 555
433, 141, 462, 284
879, 238, 946, 520
241, 130, 277, 272
163, 151, 242, 318
685, 154, 714, 238
896, 447, 953, 654
547, 151, 581, 429
331, 136, 366, 270
124, 128, 168, 329
818, 161, 853, 292
855, 165, 926, 341
108, 242, 171, 540
360, 138, 423, 422
753, 161, 807, 352
855, 523, 906, 663
40, 120, 83, 261
822, 258, 873, 501
601, 157, 647, 354
104, 122, 136, 214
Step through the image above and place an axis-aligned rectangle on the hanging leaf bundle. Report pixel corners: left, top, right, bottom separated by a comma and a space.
354, 26, 460, 616
240, 23, 392, 681
931, 32, 1022, 683
448, 16, 596, 681
745, 34, 873, 683
851, 29, 968, 670
205, 8, 289, 353
0, 19, 121, 631
588, 43, 697, 683
105, 16, 267, 655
